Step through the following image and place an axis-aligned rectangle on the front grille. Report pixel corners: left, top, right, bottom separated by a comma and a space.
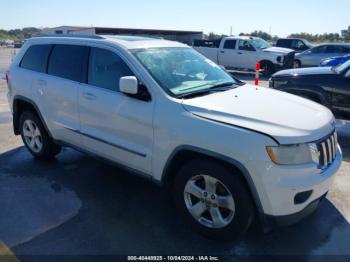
283, 52, 295, 68
317, 131, 338, 169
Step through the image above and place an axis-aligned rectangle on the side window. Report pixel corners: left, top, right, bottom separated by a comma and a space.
327, 45, 349, 54
20, 45, 52, 73
88, 47, 134, 92
277, 40, 289, 48
223, 40, 237, 49
48, 45, 88, 82
238, 40, 255, 51
310, 46, 327, 54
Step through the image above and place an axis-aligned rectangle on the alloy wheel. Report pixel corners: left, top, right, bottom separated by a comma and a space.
23, 120, 43, 153
184, 174, 235, 229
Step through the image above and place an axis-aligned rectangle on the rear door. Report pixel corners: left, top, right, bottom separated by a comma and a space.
326, 45, 350, 59
218, 39, 237, 69
78, 46, 154, 174
43, 44, 88, 145
302, 45, 328, 66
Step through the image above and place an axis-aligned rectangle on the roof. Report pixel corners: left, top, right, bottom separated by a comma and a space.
31, 34, 189, 50
49, 25, 202, 35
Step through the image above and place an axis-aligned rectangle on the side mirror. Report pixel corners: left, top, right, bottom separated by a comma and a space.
120, 76, 138, 95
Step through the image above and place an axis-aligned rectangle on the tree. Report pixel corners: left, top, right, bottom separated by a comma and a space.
239, 30, 273, 41
204, 32, 228, 40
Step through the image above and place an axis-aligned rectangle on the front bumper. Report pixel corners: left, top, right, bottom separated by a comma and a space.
263, 193, 327, 229
247, 145, 342, 228
274, 52, 295, 71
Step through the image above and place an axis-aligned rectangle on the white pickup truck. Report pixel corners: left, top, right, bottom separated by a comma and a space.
193, 36, 295, 76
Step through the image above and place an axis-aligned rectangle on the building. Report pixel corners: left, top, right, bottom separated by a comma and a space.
46, 26, 203, 44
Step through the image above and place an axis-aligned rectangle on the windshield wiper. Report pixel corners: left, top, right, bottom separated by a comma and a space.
178, 82, 241, 99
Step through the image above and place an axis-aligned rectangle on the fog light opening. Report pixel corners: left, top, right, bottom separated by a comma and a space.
294, 190, 313, 205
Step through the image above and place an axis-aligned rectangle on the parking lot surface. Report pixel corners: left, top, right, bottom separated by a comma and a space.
0, 47, 350, 257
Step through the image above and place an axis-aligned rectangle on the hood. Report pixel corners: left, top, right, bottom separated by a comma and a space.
182, 85, 335, 144
272, 66, 335, 77
263, 46, 294, 54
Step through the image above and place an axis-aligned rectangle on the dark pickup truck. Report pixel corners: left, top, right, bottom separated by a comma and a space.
270, 60, 350, 119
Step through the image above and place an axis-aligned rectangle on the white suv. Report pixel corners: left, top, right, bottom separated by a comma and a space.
6, 35, 342, 239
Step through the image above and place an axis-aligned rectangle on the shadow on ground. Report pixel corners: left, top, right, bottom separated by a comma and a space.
0, 146, 349, 256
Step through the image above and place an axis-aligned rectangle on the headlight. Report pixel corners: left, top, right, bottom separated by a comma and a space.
320, 59, 331, 66
266, 143, 319, 165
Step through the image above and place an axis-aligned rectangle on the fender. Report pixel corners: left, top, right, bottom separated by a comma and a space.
161, 145, 265, 222
12, 95, 53, 139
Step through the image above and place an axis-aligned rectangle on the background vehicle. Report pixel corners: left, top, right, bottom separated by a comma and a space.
320, 54, 350, 67
276, 38, 312, 53
193, 36, 295, 76
294, 44, 350, 68
270, 60, 350, 119
7, 35, 341, 240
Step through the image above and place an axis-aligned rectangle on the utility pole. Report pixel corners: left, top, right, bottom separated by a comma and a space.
230, 26, 233, 36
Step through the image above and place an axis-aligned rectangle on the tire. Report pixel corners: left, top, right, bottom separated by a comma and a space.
19, 111, 61, 160
293, 60, 301, 68
173, 159, 255, 240
261, 62, 275, 77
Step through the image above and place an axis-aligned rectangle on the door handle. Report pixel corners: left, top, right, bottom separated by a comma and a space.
237, 52, 243, 55
220, 51, 225, 54
83, 92, 96, 101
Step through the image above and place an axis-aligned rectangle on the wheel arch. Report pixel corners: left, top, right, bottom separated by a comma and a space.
283, 87, 329, 106
13, 95, 52, 138
161, 145, 265, 219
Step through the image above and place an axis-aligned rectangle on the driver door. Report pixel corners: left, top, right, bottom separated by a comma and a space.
78, 46, 154, 174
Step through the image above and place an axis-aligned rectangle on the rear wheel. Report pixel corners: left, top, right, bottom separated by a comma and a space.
19, 111, 61, 160
173, 159, 255, 240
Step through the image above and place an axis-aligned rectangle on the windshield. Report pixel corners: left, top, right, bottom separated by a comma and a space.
334, 60, 350, 74
134, 47, 238, 96
303, 39, 312, 47
251, 38, 271, 50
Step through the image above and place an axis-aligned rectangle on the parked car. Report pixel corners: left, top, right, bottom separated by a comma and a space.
14, 40, 26, 48
7, 35, 341, 239
193, 36, 295, 76
294, 44, 350, 68
270, 60, 350, 119
320, 54, 350, 67
275, 38, 312, 53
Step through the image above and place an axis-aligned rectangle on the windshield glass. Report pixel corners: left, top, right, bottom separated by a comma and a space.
303, 39, 312, 47
334, 60, 350, 74
134, 47, 238, 96
251, 38, 271, 50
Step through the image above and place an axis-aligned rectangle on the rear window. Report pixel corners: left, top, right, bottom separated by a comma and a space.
277, 39, 290, 48
48, 44, 88, 82
20, 45, 52, 73
223, 40, 237, 49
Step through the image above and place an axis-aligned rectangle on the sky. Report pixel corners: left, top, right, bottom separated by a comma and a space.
1, 0, 349, 37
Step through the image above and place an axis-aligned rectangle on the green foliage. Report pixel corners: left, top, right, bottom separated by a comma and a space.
239, 30, 275, 41
0, 27, 42, 40
204, 32, 228, 40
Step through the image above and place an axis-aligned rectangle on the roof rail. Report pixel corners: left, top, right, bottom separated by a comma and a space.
34, 34, 105, 40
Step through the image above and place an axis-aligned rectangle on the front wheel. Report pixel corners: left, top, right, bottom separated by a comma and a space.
19, 111, 61, 160
173, 159, 255, 240
293, 60, 301, 68
261, 62, 275, 77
